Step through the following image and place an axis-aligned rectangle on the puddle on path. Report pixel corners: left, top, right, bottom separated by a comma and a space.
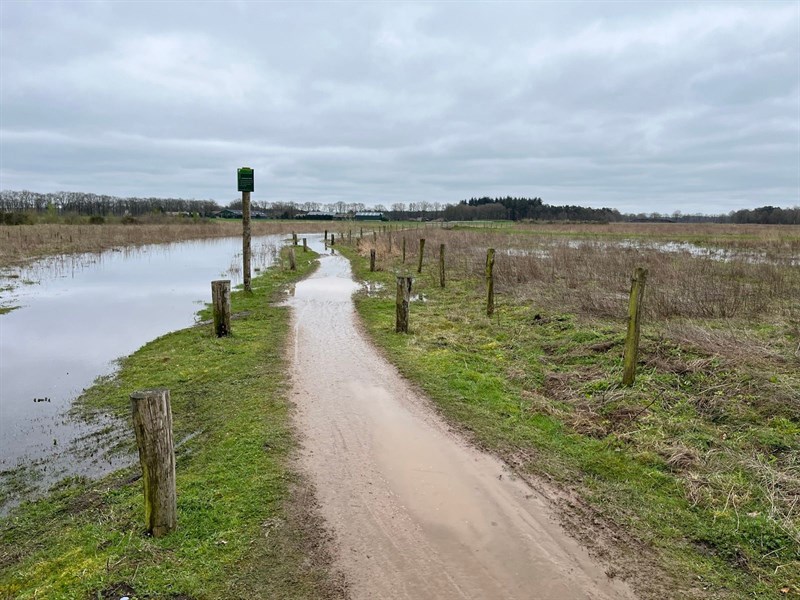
288, 239, 633, 599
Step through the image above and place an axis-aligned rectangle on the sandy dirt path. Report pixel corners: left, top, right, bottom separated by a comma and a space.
288, 243, 634, 600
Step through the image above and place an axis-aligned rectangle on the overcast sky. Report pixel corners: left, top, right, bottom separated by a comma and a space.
1, 1, 798, 213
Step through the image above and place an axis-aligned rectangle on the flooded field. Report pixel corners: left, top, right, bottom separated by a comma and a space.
0, 234, 286, 509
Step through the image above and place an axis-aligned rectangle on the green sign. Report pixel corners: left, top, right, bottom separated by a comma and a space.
237, 167, 254, 192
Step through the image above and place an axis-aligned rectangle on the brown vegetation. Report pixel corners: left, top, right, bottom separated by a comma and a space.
0, 220, 330, 269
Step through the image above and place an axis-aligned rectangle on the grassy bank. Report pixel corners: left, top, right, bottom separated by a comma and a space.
0, 246, 345, 600
338, 225, 799, 599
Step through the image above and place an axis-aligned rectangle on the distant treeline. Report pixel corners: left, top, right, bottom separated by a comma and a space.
444, 197, 623, 222
1, 190, 797, 225
0, 190, 219, 219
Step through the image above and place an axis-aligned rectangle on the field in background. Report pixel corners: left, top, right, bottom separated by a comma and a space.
338, 221, 799, 598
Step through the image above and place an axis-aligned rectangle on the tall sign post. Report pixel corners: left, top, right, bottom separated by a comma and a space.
237, 167, 254, 292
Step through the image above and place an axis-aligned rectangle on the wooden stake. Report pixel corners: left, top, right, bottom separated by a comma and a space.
402, 237, 406, 263
130, 389, 176, 538
370, 249, 376, 272
417, 238, 425, 274
622, 267, 648, 386
439, 243, 445, 288
211, 279, 231, 337
292, 232, 298, 245
288, 248, 296, 271
324, 229, 328, 241
330, 233, 335, 246
242, 191, 251, 292
302, 238, 308, 252
396, 276, 413, 333
486, 248, 495, 316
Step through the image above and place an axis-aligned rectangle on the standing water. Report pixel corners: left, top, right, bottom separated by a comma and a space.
0, 234, 285, 510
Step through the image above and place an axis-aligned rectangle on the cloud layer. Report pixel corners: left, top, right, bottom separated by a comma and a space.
1, 1, 798, 213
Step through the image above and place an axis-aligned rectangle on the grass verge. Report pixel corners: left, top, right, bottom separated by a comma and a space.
0, 246, 346, 600
337, 237, 799, 600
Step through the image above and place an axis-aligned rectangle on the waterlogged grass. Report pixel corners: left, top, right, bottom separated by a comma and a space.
338, 238, 800, 600
0, 247, 344, 600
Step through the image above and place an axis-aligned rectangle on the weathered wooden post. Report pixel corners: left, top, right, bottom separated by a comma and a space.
302, 238, 308, 252
417, 238, 426, 274
211, 280, 231, 337
130, 389, 177, 538
373, 231, 377, 244
330, 233, 335, 246
622, 267, 648, 386
370, 249, 376, 272
348, 229, 352, 243
388, 232, 392, 253
396, 275, 413, 333
360, 227, 363, 238
325, 229, 328, 242
486, 248, 495, 316
402, 237, 406, 263
439, 243, 446, 288
292, 232, 298, 245
288, 248, 297, 271
237, 167, 254, 292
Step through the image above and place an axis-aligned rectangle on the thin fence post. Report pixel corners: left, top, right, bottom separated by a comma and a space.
439, 243, 445, 288
396, 276, 413, 333
622, 268, 648, 386
130, 389, 176, 538
288, 248, 296, 271
324, 229, 328, 242
330, 233, 335, 246
388, 232, 392, 253
417, 238, 425, 274
292, 232, 298, 245
302, 238, 308, 252
402, 237, 406, 263
486, 248, 495, 316
370, 249, 376, 272
360, 227, 363, 238
211, 280, 231, 337
348, 229, 352, 243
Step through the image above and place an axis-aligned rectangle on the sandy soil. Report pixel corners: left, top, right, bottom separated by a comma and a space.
288, 243, 635, 600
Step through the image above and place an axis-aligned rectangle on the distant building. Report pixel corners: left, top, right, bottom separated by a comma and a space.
298, 211, 337, 220
354, 211, 385, 221
214, 209, 267, 219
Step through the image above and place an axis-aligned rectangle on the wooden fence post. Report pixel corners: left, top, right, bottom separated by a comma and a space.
396, 276, 413, 333
130, 389, 177, 538
292, 232, 298, 245
388, 232, 392, 253
330, 233, 335, 246
439, 243, 446, 288
417, 238, 425, 274
402, 237, 406, 263
370, 249, 376, 272
242, 191, 251, 292
622, 268, 648, 386
486, 248, 495, 316
324, 229, 328, 242
360, 227, 363, 238
348, 229, 352, 243
373, 231, 377, 244
211, 280, 231, 337
302, 238, 308, 252
288, 248, 296, 271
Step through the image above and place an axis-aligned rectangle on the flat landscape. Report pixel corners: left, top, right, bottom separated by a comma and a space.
1, 220, 798, 599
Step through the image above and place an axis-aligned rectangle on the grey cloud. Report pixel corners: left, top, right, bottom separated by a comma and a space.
1, 1, 797, 213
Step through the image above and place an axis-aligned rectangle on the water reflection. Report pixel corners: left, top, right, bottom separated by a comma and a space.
0, 235, 285, 510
